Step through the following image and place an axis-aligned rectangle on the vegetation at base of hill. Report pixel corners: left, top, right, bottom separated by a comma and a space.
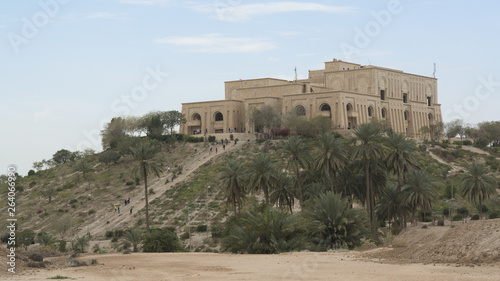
142, 227, 183, 252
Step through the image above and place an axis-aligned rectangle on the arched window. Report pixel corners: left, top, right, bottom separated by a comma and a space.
368, 106, 373, 117
295, 105, 306, 116
215, 112, 223, 121
192, 113, 201, 121
428, 113, 433, 120
381, 108, 387, 119
320, 104, 331, 111
404, 111, 409, 121
346, 103, 352, 111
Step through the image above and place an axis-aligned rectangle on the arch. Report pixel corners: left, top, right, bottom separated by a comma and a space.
402, 80, 409, 93
320, 103, 331, 111
295, 105, 306, 116
330, 77, 344, 90
404, 110, 409, 121
355, 75, 370, 93
346, 103, 352, 111
368, 106, 373, 117
192, 113, 201, 121
214, 112, 223, 121
381, 108, 387, 119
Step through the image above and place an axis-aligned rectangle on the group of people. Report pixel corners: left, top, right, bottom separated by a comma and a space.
124, 198, 131, 206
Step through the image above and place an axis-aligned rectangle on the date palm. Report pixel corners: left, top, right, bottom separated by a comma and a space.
245, 153, 279, 205
352, 123, 384, 236
280, 137, 312, 208
460, 163, 497, 219
130, 141, 162, 233
270, 172, 295, 213
220, 159, 246, 212
402, 170, 438, 224
314, 133, 346, 193
124, 229, 143, 252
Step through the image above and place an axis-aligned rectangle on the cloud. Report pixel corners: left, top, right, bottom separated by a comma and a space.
34, 108, 52, 124
118, 0, 171, 5
190, 2, 355, 22
154, 33, 276, 53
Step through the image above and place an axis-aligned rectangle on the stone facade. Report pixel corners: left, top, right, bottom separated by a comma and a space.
180, 59, 442, 138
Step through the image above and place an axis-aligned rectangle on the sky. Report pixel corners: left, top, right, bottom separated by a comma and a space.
1, 0, 500, 175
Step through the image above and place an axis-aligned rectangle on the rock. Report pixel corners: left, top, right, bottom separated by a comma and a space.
27, 262, 46, 268
28, 252, 43, 262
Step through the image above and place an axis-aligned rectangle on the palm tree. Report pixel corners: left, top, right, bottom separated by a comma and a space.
220, 159, 246, 212
313, 133, 347, 193
304, 192, 369, 250
376, 185, 403, 229
460, 163, 497, 219
36, 232, 56, 247
384, 131, 420, 229
352, 123, 384, 236
280, 137, 312, 208
130, 141, 162, 233
244, 153, 279, 205
402, 170, 439, 224
72, 235, 89, 253
124, 229, 142, 252
270, 172, 295, 213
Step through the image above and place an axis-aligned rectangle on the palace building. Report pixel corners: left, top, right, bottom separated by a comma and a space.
180, 59, 442, 138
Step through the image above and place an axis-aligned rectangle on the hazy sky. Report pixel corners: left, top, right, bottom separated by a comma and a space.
1, 0, 500, 175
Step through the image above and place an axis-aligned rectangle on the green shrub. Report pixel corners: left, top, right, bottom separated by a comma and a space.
230, 134, 234, 141
58, 240, 67, 252
186, 136, 204, 143
471, 214, 480, 220
463, 140, 472, 145
196, 225, 207, 232
419, 144, 427, 151
142, 228, 183, 252
457, 207, 469, 216
489, 212, 499, 219
62, 183, 74, 190
443, 207, 449, 216
208, 135, 216, 142
125, 181, 134, 186
453, 214, 463, 221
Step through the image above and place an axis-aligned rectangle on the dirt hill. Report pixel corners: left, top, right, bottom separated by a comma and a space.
364, 219, 500, 265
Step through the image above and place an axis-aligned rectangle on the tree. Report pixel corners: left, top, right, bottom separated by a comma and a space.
249, 105, 281, 135
72, 235, 89, 253
101, 117, 127, 149
52, 149, 71, 165
220, 159, 246, 212
142, 228, 182, 252
313, 133, 346, 193
445, 119, 465, 140
130, 141, 162, 232
33, 161, 44, 172
43, 186, 56, 203
244, 153, 279, 205
98, 151, 121, 167
303, 192, 369, 250
221, 207, 304, 254
352, 123, 384, 236
376, 185, 403, 229
36, 232, 56, 247
420, 126, 431, 140
430, 121, 444, 141
270, 172, 295, 213
138, 111, 165, 139
163, 110, 186, 135
460, 163, 497, 219
280, 137, 312, 208
402, 170, 439, 224
124, 229, 142, 252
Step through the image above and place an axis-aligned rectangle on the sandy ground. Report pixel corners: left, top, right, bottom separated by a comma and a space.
4, 252, 500, 281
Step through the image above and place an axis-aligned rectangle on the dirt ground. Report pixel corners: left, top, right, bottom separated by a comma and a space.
1, 251, 498, 281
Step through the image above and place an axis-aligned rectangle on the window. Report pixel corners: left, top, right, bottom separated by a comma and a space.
403, 93, 408, 103
295, 105, 306, 116
428, 113, 433, 120
215, 112, 223, 121
381, 108, 387, 119
192, 113, 201, 121
368, 106, 373, 117
404, 111, 409, 121
427, 97, 431, 106
320, 104, 331, 111
380, 90, 385, 100
346, 103, 352, 111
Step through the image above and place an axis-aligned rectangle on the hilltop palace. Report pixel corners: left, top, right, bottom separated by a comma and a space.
180, 59, 442, 138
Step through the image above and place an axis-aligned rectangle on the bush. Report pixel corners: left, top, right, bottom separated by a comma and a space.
186, 136, 204, 143
58, 240, 67, 253
457, 207, 469, 216
105, 231, 114, 239
256, 138, 268, 144
62, 183, 74, 190
419, 144, 427, 152
471, 214, 480, 220
196, 225, 207, 232
463, 140, 472, 145
443, 207, 449, 216
28, 169, 36, 176
489, 212, 499, 219
142, 228, 183, 252
208, 135, 216, 142
440, 143, 449, 149
453, 214, 463, 221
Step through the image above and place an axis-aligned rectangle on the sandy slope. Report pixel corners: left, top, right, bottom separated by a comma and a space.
5, 252, 500, 281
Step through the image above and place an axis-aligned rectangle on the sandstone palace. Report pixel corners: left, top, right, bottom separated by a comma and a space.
180, 59, 443, 138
